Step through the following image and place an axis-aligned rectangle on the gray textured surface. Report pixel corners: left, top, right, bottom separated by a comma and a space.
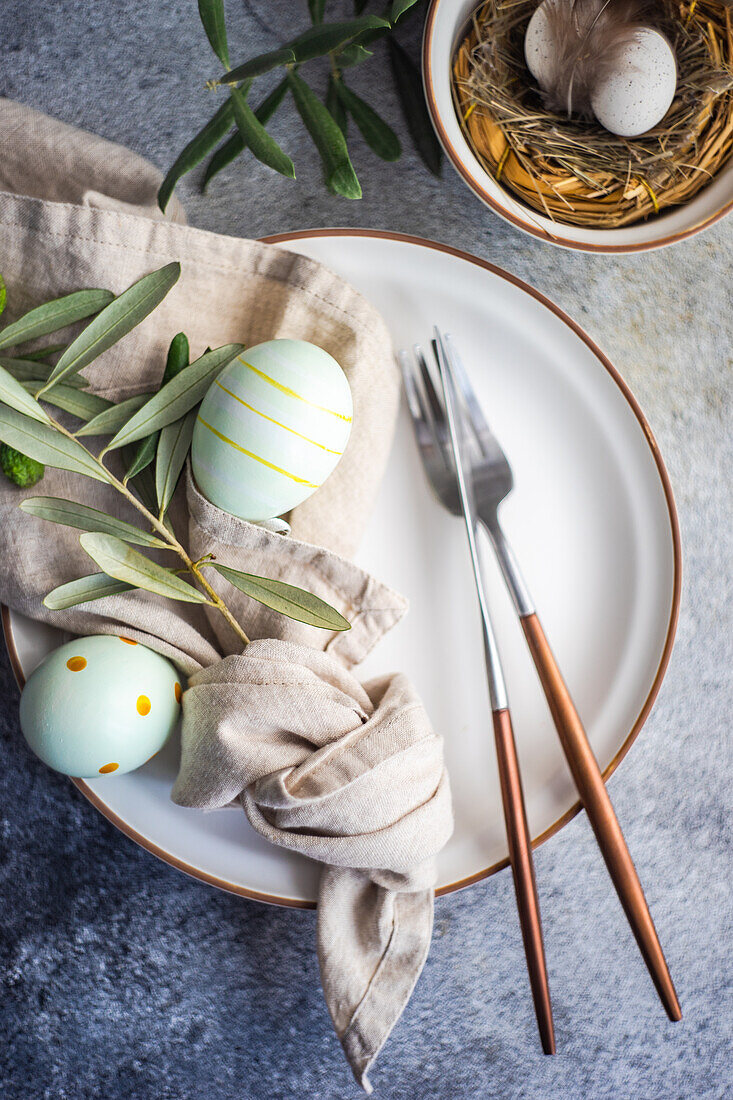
1, 2, 731, 1098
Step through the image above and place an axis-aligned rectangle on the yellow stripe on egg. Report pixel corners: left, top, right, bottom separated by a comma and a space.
215, 380, 343, 455
197, 416, 320, 488
237, 357, 352, 423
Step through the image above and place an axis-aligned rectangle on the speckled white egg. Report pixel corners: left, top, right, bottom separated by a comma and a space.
524, 0, 555, 89
590, 28, 677, 137
19, 635, 184, 777
191, 339, 352, 522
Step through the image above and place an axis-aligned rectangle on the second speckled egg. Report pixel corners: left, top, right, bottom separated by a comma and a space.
590, 28, 677, 137
19, 635, 183, 778
191, 339, 353, 522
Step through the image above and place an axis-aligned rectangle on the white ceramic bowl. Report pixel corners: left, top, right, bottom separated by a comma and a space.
423, 0, 733, 252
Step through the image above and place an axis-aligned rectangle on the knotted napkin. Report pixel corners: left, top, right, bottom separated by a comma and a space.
173, 641, 452, 1090
0, 99, 454, 1091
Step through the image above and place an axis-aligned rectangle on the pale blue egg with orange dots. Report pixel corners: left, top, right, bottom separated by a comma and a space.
19, 635, 184, 778
191, 339, 352, 522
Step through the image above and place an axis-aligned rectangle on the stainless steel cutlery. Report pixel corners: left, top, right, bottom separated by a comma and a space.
401, 327, 680, 1048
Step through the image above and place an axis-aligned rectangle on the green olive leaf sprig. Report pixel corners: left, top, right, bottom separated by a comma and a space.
0, 265, 351, 644
159, 0, 441, 209
388, 37, 442, 176
0, 289, 115, 352
198, 0, 230, 69
42, 572, 135, 611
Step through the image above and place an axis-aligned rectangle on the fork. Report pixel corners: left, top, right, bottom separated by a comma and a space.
405, 328, 681, 1025
401, 336, 556, 1054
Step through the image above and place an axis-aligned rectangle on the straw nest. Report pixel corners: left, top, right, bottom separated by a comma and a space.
452, 0, 733, 227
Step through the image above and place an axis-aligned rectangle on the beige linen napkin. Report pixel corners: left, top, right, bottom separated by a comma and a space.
0, 100, 453, 1090
173, 642, 453, 1091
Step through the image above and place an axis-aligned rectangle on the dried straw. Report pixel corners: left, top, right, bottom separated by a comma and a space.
453, 0, 733, 227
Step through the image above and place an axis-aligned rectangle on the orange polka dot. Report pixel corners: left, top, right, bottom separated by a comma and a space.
66, 656, 87, 672
174, 682, 182, 704
119, 636, 138, 646
136, 695, 151, 716
99, 762, 119, 774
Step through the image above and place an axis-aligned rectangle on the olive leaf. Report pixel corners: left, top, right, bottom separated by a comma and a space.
335, 82, 401, 160
203, 78, 289, 191
0, 405, 110, 482
158, 97, 238, 212
155, 408, 197, 519
41, 263, 181, 392
43, 572, 135, 611
0, 288, 114, 351
198, 0, 230, 68
288, 73, 361, 199
1, 357, 87, 388
211, 563, 350, 630
124, 433, 159, 483
391, 0, 422, 20
326, 75, 348, 137
388, 39, 443, 176
75, 392, 153, 437
162, 332, 190, 383
251, 77, 291, 124
79, 532, 208, 603
222, 15, 388, 84
24, 382, 111, 423
230, 87, 295, 178
120, 332, 191, 486
104, 343, 243, 452
0, 363, 52, 424
308, 0, 326, 23
20, 497, 168, 548
202, 135, 241, 192
0, 274, 6, 318
288, 16, 389, 63
17, 343, 66, 362
0, 358, 44, 384
225, 47, 296, 84
337, 43, 373, 66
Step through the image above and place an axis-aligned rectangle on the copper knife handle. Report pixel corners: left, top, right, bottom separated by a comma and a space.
433, 330, 556, 1050
520, 612, 681, 1022
493, 707, 556, 1054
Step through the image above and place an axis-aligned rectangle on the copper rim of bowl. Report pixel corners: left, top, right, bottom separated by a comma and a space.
422, 0, 733, 253
1, 228, 682, 908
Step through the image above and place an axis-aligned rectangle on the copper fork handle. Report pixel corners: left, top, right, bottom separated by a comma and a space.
520, 612, 682, 1022
493, 707, 556, 1054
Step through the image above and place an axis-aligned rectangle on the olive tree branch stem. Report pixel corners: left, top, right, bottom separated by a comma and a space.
48, 416, 251, 646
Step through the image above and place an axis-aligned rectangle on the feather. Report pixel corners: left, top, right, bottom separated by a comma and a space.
536, 0, 655, 117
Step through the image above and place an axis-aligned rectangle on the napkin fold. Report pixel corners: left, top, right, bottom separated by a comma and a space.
173, 641, 452, 1093
0, 99, 454, 1090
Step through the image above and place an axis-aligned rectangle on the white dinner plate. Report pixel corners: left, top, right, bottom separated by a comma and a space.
2, 230, 680, 907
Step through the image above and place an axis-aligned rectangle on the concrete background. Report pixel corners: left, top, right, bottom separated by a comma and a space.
1, 2, 731, 1097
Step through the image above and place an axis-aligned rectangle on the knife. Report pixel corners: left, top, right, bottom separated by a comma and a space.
433, 326, 556, 1055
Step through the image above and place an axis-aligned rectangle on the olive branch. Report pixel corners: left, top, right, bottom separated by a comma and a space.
0, 263, 351, 646
158, 0, 442, 210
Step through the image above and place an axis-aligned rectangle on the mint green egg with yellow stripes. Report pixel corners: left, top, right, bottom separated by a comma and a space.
191, 339, 353, 521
